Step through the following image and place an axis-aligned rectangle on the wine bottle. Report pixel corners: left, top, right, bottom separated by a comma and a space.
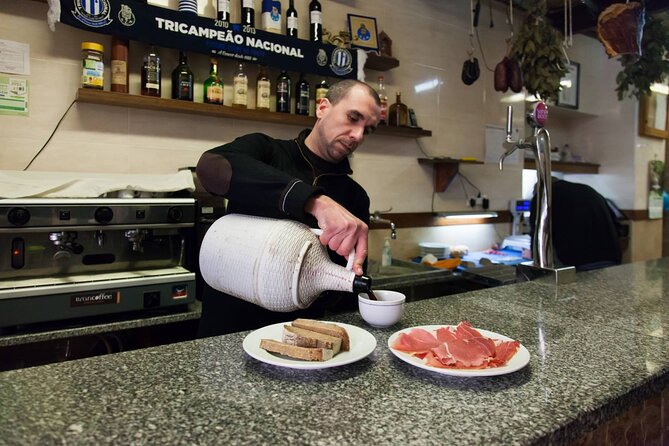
315, 79, 329, 107
217, 0, 230, 25
388, 92, 409, 127
110, 37, 129, 93
141, 45, 161, 97
295, 73, 310, 116
286, 0, 298, 38
276, 70, 291, 113
241, 0, 255, 27
171, 51, 194, 101
232, 62, 248, 108
377, 75, 388, 125
261, 0, 281, 34
308, 0, 322, 43
203, 58, 224, 105
256, 66, 271, 111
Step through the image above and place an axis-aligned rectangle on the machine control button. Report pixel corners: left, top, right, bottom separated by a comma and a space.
136, 209, 146, 219
7, 207, 30, 226
59, 209, 71, 220
94, 206, 114, 224
11, 238, 24, 269
167, 206, 183, 222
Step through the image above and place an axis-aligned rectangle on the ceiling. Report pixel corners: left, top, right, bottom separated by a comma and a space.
495, 0, 669, 34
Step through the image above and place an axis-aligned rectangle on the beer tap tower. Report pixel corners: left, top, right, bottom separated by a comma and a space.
498, 103, 575, 284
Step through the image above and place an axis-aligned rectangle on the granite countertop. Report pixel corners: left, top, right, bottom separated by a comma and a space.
2, 259, 669, 445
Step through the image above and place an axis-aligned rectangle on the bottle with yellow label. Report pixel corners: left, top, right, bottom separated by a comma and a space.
256, 66, 271, 111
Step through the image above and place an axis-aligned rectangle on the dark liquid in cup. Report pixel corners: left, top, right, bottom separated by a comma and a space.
367, 290, 378, 301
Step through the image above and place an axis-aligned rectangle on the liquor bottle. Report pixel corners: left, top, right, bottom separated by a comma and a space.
261, 0, 281, 34
285, 0, 298, 38
141, 45, 161, 97
309, 0, 322, 43
203, 58, 224, 105
377, 75, 388, 125
217, 0, 230, 26
171, 51, 194, 101
241, 0, 255, 27
276, 70, 291, 113
388, 91, 409, 127
315, 79, 329, 107
256, 66, 271, 111
232, 62, 248, 108
295, 73, 310, 116
110, 36, 129, 93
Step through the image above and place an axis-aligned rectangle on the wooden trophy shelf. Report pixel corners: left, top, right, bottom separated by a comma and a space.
75, 89, 432, 138
418, 158, 484, 192
364, 54, 400, 71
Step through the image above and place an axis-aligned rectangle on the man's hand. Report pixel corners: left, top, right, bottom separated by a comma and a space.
305, 195, 368, 275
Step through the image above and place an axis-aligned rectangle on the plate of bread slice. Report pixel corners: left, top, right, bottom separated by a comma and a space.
243, 319, 377, 369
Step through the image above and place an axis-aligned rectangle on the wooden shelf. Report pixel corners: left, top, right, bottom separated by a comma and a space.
75, 89, 431, 138
365, 54, 400, 71
418, 157, 484, 192
523, 159, 600, 174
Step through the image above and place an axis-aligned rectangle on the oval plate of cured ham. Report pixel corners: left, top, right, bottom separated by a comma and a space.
387, 321, 530, 377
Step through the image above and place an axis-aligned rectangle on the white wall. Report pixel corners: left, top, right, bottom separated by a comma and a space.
0, 0, 657, 261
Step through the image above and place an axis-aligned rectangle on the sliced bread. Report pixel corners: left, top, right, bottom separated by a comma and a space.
259, 339, 334, 361
282, 325, 342, 355
291, 319, 350, 351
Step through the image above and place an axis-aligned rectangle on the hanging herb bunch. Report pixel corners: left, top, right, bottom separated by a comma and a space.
615, 14, 669, 100
510, 0, 568, 102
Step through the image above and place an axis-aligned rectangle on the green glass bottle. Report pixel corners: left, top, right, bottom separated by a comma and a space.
203, 58, 224, 105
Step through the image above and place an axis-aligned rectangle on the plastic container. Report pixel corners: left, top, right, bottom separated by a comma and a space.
81, 42, 104, 89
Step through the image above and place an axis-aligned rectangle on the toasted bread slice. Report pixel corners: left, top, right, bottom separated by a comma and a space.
282, 325, 342, 355
259, 339, 334, 361
291, 319, 350, 351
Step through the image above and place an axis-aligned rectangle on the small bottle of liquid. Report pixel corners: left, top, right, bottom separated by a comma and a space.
388, 91, 408, 126
381, 237, 392, 267
315, 79, 329, 107
256, 65, 271, 111
261, 0, 281, 34
81, 42, 104, 90
171, 51, 194, 101
241, 0, 255, 27
232, 62, 248, 108
141, 45, 161, 97
203, 58, 224, 105
377, 75, 388, 125
285, 0, 298, 37
295, 73, 310, 116
308, 0, 322, 43
110, 37, 128, 93
217, 0, 230, 27
276, 70, 291, 113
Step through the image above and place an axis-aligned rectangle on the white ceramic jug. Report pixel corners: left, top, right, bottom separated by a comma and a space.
199, 214, 372, 312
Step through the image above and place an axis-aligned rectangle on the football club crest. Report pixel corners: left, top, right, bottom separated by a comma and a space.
330, 48, 353, 76
72, 0, 113, 28
316, 49, 327, 67
118, 4, 135, 27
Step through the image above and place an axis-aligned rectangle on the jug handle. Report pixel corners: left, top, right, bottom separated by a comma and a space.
310, 228, 355, 271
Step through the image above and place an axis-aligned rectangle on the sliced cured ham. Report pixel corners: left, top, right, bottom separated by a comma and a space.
391, 321, 520, 370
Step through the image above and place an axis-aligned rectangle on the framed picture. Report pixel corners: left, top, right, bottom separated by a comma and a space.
556, 61, 580, 109
639, 84, 669, 139
347, 14, 379, 52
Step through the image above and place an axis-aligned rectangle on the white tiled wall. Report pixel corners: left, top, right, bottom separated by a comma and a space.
0, 0, 661, 261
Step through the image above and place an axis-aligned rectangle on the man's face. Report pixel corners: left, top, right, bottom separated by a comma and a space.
313, 86, 381, 163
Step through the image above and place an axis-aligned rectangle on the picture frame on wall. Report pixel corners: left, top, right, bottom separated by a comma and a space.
347, 14, 379, 52
639, 84, 669, 139
556, 61, 580, 109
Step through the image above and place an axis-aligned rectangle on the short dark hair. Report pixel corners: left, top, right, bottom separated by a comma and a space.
326, 79, 381, 107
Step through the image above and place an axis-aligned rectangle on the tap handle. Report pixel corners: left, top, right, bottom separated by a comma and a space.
505, 106, 513, 139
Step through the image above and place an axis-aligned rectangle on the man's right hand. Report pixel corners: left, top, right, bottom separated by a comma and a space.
305, 195, 368, 275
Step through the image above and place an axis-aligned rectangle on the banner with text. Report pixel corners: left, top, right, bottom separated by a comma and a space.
54, 0, 357, 79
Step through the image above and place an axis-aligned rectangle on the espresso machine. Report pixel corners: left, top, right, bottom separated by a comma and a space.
0, 197, 196, 329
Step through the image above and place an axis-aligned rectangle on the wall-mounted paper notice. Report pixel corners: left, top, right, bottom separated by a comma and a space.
0, 74, 29, 116
0, 40, 30, 76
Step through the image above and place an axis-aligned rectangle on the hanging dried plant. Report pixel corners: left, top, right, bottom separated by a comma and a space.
510, 0, 568, 102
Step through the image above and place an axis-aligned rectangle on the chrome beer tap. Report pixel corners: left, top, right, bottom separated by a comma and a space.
499, 103, 573, 284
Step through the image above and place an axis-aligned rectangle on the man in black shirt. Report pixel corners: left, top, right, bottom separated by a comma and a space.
196, 80, 381, 336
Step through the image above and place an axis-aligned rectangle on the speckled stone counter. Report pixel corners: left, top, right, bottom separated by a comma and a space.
2, 259, 669, 445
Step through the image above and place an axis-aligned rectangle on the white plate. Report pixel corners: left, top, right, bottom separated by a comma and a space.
387, 325, 530, 377
243, 322, 377, 370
